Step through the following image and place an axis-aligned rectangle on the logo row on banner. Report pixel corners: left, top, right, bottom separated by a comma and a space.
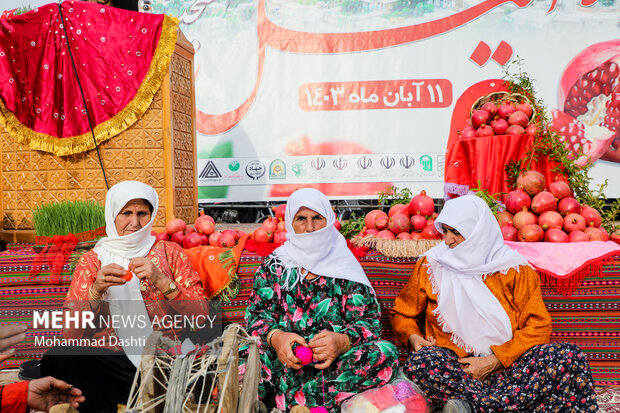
198, 154, 445, 186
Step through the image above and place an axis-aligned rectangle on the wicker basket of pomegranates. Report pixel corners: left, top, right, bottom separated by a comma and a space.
462, 92, 539, 138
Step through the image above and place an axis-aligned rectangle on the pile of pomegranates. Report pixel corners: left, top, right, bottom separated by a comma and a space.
499, 170, 609, 243
461, 97, 538, 139
358, 190, 443, 240
153, 212, 245, 249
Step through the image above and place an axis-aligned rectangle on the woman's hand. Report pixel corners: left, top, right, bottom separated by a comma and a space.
270, 331, 308, 370
27, 376, 85, 411
308, 330, 349, 370
92, 263, 128, 296
129, 257, 172, 295
458, 354, 503, 381
409, 334, 436, 352
0, 324, 27, 363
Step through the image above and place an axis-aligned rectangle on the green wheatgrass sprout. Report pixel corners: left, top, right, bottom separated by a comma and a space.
32, 200, 105, 237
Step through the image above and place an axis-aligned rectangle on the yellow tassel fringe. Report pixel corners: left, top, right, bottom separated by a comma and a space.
0, 15, 179, 156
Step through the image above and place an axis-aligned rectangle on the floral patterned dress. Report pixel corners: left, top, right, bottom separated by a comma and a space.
244, 254, 399, 412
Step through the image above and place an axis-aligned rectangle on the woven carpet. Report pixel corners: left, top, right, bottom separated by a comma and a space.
1, 246, 619, 388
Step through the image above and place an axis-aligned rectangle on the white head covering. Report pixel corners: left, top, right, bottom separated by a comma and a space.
424, 195, 529, 356
93, 181, 158, 367
271, 188, 372, 291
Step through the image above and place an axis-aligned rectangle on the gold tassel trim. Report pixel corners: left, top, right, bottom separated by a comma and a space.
351, 235, 441, 258
0, 14, 179, 156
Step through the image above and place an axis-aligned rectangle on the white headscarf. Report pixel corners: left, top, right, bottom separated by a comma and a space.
424, 195, 529, 356
93, 181, 158, 367
271, 188, 372, 291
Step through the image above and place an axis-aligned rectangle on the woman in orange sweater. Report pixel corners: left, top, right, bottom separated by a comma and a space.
390, 195, 597, 413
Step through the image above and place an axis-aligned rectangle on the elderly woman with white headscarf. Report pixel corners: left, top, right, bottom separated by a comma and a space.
390, 195, 598, 413
41, 181, 208, 413
244, 188, 399, 412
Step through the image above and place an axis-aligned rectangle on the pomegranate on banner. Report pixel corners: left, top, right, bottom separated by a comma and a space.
552, 39, 620, 165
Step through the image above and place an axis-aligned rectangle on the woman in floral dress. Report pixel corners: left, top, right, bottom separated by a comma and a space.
244, 188, 399, 412
390, 195, 598, 413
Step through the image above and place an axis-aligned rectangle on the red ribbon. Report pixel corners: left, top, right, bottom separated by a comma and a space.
29, 233, 79, 283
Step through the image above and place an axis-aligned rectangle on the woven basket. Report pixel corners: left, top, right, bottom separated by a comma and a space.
470, 91, 535, 120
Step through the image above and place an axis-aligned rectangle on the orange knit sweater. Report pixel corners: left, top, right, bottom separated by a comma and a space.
389, 257, 552, 368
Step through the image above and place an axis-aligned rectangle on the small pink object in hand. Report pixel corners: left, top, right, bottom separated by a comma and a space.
294, 345, 313, 366
309, 407, 328, 413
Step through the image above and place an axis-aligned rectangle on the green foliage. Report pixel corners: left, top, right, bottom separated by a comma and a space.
377, 185, 412, 205
32, 200, 105, 237
472, 181, 503, 215
501, 58, 619, 233
13, 6, 33, 15
339, 215, 365, 239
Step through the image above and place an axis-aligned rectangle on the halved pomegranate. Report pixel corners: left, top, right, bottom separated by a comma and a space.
553, 40, 620, 165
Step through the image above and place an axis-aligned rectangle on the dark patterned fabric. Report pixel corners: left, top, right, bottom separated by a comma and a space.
404, 343, 598, 412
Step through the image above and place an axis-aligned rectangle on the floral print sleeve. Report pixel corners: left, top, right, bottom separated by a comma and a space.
339, 280, 382, 346
245, 259, 282, 345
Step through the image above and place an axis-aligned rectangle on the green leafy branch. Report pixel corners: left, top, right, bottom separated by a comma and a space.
501, 58, 619, 234
339, 215, 365, 239
377, 185, 412, 206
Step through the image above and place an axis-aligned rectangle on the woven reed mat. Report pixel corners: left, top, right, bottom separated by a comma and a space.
351, 236, 441, 258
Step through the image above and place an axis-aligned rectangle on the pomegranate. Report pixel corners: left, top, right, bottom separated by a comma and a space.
599, 227, 610, 241
396, 232, 412, 240
334, 219, 341, 231
277, 221, 286, 232
183, 232, 202, 249
262, 217, 278, 233
376, 230, 396, 240
200, 234, 209, 245
273, 204, 286, 221
505, 189, 531, 214
166, 218, 186, 235
513, 210, 537, 230
365, 209, 389, 230
471, 109, 490, 129
196, 219, 215, 236
461, 126, 477, 140
563, 213, 586, 233
389, 203, 410, 218
580, 205, 602, 227
170, 230, 186, 246
222, 229, 239, 242
491, 118, 509, 135
497, 101, 516, 120
584, 227, 606, 241
388, 213, 411, 235
253, 227, 273, 243
516, 170, 546, 196
518, 224, 544, 242
501, 225, 518, 241
410, 214, 427, 231
421, 224, 443, 240
364, 228, 379, 237
408, 190, 435, 217
508, 110, 530, 128
530, 191, 557, 215
557, 197, 582, 216
525, 123, 539, 135
155, 232, 170, 241
218, 232, 236, 247
209, 231, 222, 247
496, 211, 514, 228
538, 211, 564, 230
186, 226, 196, 234
410, 231, 424, 240
481, 102, 498, 117
273, 231, 287, 245
612, 233, 620, 244
476, 124, 495, 137
505, 125, 525, 135
554, 40, 620, 164
515, 102, 533, 119
548, 180, 573, 200
544, 228, 569, 243
569, 230, 590, 242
